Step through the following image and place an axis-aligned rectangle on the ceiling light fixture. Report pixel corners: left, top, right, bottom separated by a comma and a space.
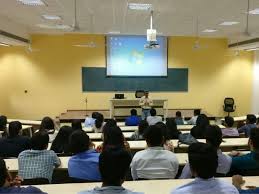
128, 3, 152, 10
202, 29, 218, 33
249, 8, 259, 15
219, 21, 239, 26
17, 0, 45, 6
42, 14, 62, 20
245, 47, 259, 51
36, 24, 72, 30
108, 31, 121, 34
0, 42, 10, 47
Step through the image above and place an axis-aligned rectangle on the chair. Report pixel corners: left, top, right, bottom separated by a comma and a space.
135, 90, 145, 98
22, 178, 49, 185
223, 97, 236, 116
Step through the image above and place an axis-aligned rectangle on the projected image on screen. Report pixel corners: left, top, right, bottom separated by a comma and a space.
106, 35, 168, 76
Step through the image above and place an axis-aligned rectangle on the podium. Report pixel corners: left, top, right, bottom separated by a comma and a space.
110, 99, 168, 119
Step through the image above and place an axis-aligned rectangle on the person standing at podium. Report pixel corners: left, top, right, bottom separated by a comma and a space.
139, 91, 153, 120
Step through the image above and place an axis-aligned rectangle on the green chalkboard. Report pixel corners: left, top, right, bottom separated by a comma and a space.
82, 67, 188, 92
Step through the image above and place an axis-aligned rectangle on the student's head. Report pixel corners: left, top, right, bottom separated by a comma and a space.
204, 125, 222, 148
71, 119, 82, 131
188, 142, 218, 179
103, 126, 124, 150
40, 116, 54, 130
0, 158, 9, 187
69, 130, 90, 154
103, 119, 117, 132
249, 128, 259, 151
51, 126, 73, 152
0, 115, 7, 130
130, 109, 137, 116
194, 109, 201, 116
196, 114, 209, 127
95, 113, 104, 129
99, 147, 132, 186
92, 112, 99, 119
176, 111, 182, 118
144, 125, 164, 147
166, 118, 177, 131
150, 108, 157, 117
247, 114, 257, 124
8, 121, 22, 138
31, 131, 49, 150
225, 116, 234, 127
138, 120, 149, 135
155, 122, 169, 140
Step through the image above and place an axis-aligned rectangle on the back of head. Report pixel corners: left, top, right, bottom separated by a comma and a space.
130, 109, 137, 116
250, 128, 259, 150
8, 121, 22, 138
92, 112, 99, 119
40, 117, 54, 130
247, 114, 257, 124
155, 122, 169, 140
194, 109, 201, 116
144, 125, 164, 147
150, 108, 156, 116
166, 118, 177, 131
176, 111, 182, 118
31, 131, 49, 150
103, 119, 117, 132
71, 119, 82, 131
69, 130, 90, 154
103, 126, 124, 149
99, 147, 132, 186
138, 120, 149, 135
0, 158, 8, 187
0, 115, 7, 130
204, 125, 222, 148
188, 142, 218, 179
95, 113, 104, 129
196, 114, 209, 127
225, 116, 234, 127
52, 126, 73, 149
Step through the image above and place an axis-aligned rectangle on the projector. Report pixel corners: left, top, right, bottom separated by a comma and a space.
144, 41, 160, 49
145, 29, 160, 49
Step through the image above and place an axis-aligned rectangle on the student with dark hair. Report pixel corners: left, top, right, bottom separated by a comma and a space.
50, 126, 73, 154
146, 108, 162, 126
68, 130, 101, 181
84, 112, 98, 127
0, 115, 7, 132
155, 122, 174, 152
186, 109, 200, 125
166, 118, 181, 139
175, 111, 184, 125
131, 125, 179, 180
71, 119, 83, 131
180, 125, 232, 178
18, 131, 60, 183
230, 127, 259, 173
92, 113, 104, 133
130, 120, 148, 140
222, 116, 239, 137
190, 114, 210, 139
0, 158, 46, 194
0, 121, 31, 158
238, 114, 257, 137
39, 116, 56, 142
172, 142, 238, 194
79, 147, 143, 194
125, 109, 141, 126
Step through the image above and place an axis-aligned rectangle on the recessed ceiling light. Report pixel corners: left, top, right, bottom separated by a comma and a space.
108, 31, 121, 34
219, 21, 239, 26
0, 42, 10, 47
42, 14, 62, 20
249, 8, 259, 15
36, 24, 72, 30
17, 0, 45, 6
128, 3, 152, 10
202, 29, 218, 33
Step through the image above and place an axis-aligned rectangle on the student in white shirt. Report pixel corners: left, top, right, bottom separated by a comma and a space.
131, 125, 179, 180
186, 109, 200, 125
146, 108, 162, 126
171, 142, 238, 194
84, 112, 98, 128
139, 91, 153, 120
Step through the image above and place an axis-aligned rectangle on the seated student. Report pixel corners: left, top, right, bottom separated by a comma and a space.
166, 118, 181, 139
18, 131, 61, 183
190, 114, 210, 139
125, 109, 141, 126
50, 126, 73, 154
171, 142, 239, 194
0, 121, 31, 158
68, 130, 101, 181
39, 116, 56, 142
156, 122, 174, 152
79, 147, 143, 194
180, 125, 232, 178
222, 116, 239, 137
238, 114, 257, 137
0, 158, 46, 194
175, 111, 184, 125
146, 108, 162, 126
84, 112, 98, 127
71, 119, 83, 131
232, 175, 259, 194
131, 125, 179, 180
186, 109, 200, 125
130, 120, 149, 140
230, 127, 259, 174
92, 113, 104, 133
0, 115, 7, 133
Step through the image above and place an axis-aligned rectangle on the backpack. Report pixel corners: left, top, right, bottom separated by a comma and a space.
178, 133, 198, 146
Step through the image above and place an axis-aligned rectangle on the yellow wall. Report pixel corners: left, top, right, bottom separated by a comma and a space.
0, 34, 254, 119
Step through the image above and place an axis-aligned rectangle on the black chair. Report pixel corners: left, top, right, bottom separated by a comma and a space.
22, 178, 49, 185
223, 97, 236, 116
135, 90, 145, 98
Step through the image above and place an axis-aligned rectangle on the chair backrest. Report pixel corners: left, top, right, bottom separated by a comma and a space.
135, 90, 145, 98
224, 98, 234, 106
22, 178, 49, 185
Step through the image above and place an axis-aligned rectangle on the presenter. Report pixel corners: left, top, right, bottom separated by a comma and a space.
139, 91, 153, 120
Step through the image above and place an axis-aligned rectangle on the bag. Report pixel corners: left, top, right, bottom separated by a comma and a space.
178, 133, 198, 146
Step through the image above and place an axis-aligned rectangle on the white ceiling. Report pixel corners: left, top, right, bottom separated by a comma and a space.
1, 0, 259, 44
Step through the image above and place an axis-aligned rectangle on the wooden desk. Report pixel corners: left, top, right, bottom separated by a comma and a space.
221, 115, 259, 122
88, 132, 134, 140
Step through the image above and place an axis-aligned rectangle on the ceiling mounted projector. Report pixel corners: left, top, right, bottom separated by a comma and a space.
145, 10, 160, 49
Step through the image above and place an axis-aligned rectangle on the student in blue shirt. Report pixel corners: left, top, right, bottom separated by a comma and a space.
125, 109, 141, 126
68, 130, 101, 181
175, 111, 184, 125
238, 114, 257, 137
